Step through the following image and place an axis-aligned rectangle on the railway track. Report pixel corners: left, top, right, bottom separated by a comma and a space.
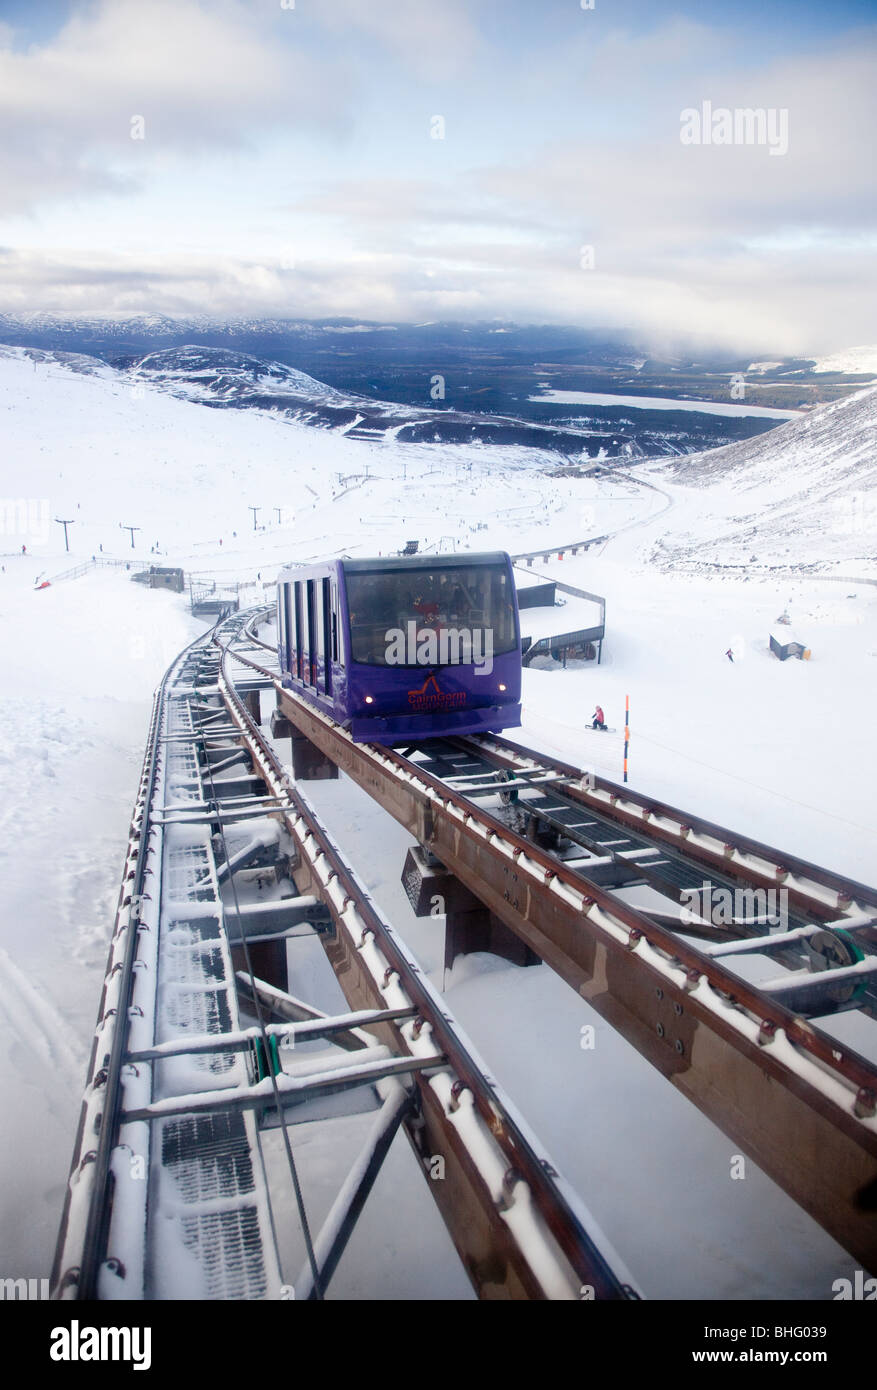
53, 608, 877, 1299
235, 611, 877, 1270
53, 611, 640, 1301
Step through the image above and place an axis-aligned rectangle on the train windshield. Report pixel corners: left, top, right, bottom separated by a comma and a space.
346, 563, 517, 667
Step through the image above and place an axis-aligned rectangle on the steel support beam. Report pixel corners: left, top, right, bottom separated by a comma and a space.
294, 1084, 413, 1300
276, 684, 877, 1270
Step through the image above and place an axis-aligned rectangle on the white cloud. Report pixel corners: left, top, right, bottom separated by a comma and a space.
0, 5, 874, 353
0, 0, 350, 214
315, 0, 479, 77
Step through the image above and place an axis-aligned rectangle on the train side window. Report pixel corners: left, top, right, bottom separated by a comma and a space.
293, 582, 303, 681
288, 583, 295, 674
293, 581, 300, 672
330, 580, 341, 665
315, 577, 326, 693
306, 579, 316, 686
321, 577, 333, 695
277, 587, 286, 660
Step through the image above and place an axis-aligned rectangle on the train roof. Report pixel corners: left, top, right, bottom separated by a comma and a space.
277, 552, 512, 582
341, 551, 511, 573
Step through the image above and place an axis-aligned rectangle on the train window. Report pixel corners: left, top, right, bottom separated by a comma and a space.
330, 580, 341, 665
321, 577, 333, 694
345, 563, 518, 666
290, 585, 300, 679
293, 582, 303, 681
278, 588, 287, 658
306, 579, 316, 686
314, 577, 329, 694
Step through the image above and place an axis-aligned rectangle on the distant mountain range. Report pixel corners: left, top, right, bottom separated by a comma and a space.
127, 344, 634, 453
2, 312, 873, 380
2, 315, 873, 460
0, 312, 649, 357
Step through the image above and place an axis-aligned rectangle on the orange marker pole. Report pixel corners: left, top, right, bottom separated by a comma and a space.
623, 694, 630, 783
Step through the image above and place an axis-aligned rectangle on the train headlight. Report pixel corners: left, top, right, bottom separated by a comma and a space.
364, 695, 374, 704
498, 683, 507, 692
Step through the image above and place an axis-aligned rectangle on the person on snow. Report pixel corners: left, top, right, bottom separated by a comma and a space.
592, 705, 606, 730
726, 648, 734, 663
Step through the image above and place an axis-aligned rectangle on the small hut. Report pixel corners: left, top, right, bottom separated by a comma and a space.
147, 565, 185, 593
769, 630, 811, 661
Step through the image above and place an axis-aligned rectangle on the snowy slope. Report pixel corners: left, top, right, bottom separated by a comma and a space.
642, 384, 877, 572
1, 344, 875, 1300
130, 345, 360, 407
0, 344, 648, 569
811, 345, 877, 376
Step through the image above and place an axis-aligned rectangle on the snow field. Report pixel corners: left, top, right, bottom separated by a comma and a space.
0, 346, 874, 1297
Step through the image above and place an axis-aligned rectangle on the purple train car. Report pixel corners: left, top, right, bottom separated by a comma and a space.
276, 552, 522, 744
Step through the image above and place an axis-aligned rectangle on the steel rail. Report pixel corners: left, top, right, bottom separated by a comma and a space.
434, 735, 877, 1002
374, 742, 877, 1096
471, 733, 877, 921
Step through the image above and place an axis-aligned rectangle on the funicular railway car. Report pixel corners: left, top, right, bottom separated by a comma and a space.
277, 552, 522, 744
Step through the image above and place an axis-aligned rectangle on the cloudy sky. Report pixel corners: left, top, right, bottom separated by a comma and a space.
0, 0, 875, 353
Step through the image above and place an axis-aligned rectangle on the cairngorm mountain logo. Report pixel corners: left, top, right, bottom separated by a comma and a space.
407, 673, 467, 712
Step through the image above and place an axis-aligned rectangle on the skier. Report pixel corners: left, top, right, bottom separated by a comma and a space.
726, 648, 734, 663
592, 704, 606, 731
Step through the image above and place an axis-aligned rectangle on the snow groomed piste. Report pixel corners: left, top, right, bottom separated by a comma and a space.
53, 608, 877, 1299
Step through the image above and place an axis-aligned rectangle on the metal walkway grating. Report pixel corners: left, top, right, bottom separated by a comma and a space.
144, 684, 281, 1299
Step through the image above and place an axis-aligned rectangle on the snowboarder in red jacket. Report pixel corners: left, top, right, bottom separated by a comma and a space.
592, 705, 606, 730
